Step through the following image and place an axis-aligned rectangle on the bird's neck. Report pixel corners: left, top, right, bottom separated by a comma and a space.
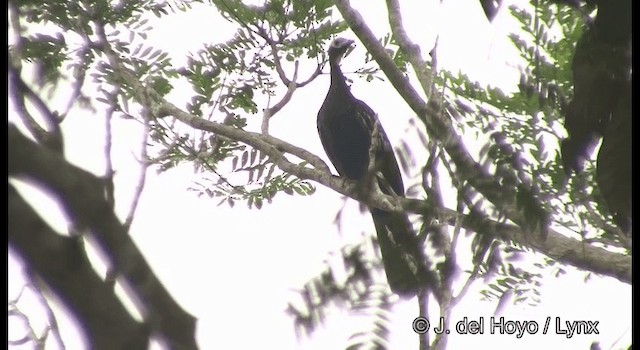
329, 60, 351, 96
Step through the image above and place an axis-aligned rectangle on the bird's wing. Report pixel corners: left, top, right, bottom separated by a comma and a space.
353, 99, 405, 196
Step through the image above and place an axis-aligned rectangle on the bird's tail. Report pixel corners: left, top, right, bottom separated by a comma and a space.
371, 208, 429, 298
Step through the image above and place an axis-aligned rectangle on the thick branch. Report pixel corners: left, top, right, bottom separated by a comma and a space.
8, 125, 198, 350
457, 207, 631, 283
332, 0, 427, 114
398, 196, 631, 283
8, 184, 148, 349
385, 0, 433, 97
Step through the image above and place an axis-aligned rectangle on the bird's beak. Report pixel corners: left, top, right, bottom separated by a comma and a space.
344, 40, 356, 57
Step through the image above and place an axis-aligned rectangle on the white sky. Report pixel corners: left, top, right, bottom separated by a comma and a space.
8, 1, 631, 349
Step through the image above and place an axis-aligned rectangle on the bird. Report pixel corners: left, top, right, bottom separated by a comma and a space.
317, 37, 429, 298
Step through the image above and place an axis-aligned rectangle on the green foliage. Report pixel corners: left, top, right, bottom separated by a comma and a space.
477, 244, 544, 307
345, 289, 393, 350
12, 0, 346, 210
91, 0, 347, 208
209, 0, 345, 62
20, 34, 67, 87
440, 2, 593, 229
159, 0, 346, 207
18, 0, 165, 34
178, 0, 346, 119
189, 151, 316, 210
509, 4, 582, 112
287, 235, 393, 342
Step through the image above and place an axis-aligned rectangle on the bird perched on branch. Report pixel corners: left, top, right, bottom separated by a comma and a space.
317, 38, 429, 298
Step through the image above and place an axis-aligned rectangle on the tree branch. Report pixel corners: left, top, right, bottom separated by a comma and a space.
258, 27, 323, 89
256, 26, 322, 134
8, 184, 149, 349
417, 289, 430, 350
8, 60, 64, 154
103, 90, 117, 210
261, 29, 293, 86
30, 278, 68, 350
262, 61, 299, 134
8, 125, 198, 350
123, 115, 150, 231
385, 0, 433, 97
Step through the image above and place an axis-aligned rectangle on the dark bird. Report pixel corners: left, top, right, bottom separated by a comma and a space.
317, 38, 429, 298
560, 1, 631, 235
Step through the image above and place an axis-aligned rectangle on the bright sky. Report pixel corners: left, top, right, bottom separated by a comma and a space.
8, 1, 631, 349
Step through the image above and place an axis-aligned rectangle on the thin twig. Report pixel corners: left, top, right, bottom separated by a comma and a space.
30, 278, 67, 350
123, 115, 150, 231
262, 61, 299, 134
8, 306, 40, 347
260, 28, 293, 86
8, 3, 25, 71
61, 40, 92, 118
451, 264, 481, 307
449, 183, 481, 309
104, 90, 117, 210
258, 26, 323, 88
297, 65, 323, 87
417, 289, 430, 350
422, 145, 453, 350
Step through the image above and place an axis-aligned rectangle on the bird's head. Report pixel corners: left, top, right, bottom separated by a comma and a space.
328, 37, 355, 64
